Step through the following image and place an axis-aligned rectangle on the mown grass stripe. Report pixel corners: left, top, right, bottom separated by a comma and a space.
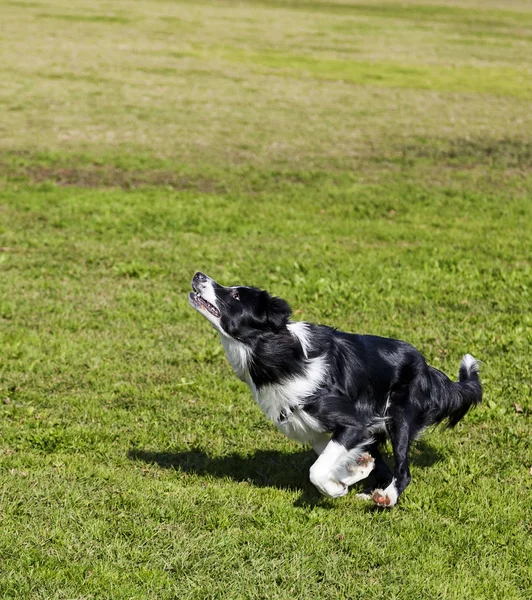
202, 47, 532, 99
218, 0, 532, 27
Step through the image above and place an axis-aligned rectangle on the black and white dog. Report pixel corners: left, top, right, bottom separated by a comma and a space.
189, 272, 482, 507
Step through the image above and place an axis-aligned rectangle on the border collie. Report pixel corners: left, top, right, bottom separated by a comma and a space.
189, 272, 482, 507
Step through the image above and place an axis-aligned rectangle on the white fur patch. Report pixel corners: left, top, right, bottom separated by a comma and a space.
254, 354, 327, 421
287, 321, 312, 358
335, 451, 375, 487
277, 408, 330, 448
461, 353, 480, 374
220, 336, 252, 381
198, 278, 218, 307
191, 278, 226, 334
309, 441, 375, 498
309, 440, 349, 498
255, 354, 328, 444
219, 325, 329, 448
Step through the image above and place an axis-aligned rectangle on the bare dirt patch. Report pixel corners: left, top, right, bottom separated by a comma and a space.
3, 163, 220, 193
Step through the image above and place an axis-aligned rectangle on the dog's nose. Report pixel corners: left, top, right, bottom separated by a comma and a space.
194, 272, 207, 281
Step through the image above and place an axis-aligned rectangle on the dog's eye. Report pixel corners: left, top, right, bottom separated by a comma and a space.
231, 289, 240, 301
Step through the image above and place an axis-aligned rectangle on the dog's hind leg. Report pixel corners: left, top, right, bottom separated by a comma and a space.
372, 410, 413, 508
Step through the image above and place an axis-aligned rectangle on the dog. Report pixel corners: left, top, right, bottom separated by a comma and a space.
188, 272, 482, 507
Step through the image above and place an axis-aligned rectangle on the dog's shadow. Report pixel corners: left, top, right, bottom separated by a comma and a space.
129, 439, 441, 507
129, 447, 315, 492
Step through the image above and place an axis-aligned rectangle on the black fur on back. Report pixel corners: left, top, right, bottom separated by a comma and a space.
287, 325, 482, 434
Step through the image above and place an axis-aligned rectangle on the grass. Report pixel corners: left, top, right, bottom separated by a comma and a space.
0, 0, 531, 598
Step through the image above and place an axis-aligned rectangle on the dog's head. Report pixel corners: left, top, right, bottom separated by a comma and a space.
189, 272, 291, 340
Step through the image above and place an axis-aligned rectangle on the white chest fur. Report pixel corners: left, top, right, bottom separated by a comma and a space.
219, 326, 329, 448
220, 335, 251, 382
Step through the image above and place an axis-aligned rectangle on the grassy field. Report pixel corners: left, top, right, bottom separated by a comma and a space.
1, 0, 532, 598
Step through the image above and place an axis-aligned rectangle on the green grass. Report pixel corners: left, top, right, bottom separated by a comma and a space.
1, 0, 532, 598
203, 46, 532, 99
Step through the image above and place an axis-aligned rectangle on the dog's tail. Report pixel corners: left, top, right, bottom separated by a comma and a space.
428, 354, 482, 428
449, 354, 482, 426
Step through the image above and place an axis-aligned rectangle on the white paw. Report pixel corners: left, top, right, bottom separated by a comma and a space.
371, 480, 399, 507
309, 466, 349, 498
337, 452, 375, 486
313, 477, 348, 498
326, 480, 349, 498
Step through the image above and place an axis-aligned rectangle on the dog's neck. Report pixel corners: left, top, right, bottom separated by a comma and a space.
220, 321, 312, 387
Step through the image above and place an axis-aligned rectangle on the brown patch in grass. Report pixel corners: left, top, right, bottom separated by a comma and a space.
6, 164, 219, 193
393, 138, 532, 168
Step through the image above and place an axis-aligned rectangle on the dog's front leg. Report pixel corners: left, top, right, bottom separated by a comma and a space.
309, 436, 375, 498
309, 439, 350, 498
309, 431, 376, 498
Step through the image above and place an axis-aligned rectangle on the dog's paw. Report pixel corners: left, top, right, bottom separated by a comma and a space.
371, 481, 399, 507
338, 452, 375, 486
309, 463, 349, 498
315, 478, 349, 499
356, 453, 374, 468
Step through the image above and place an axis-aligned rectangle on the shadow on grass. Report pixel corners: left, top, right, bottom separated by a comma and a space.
129, 447, 315, 492
409, 439, 444, 469
129, 439, 441, 507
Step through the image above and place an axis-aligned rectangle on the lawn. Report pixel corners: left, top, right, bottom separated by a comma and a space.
0, 0, 531, 598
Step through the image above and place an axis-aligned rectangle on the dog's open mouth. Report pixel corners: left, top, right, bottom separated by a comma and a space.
190, 285, 221, 318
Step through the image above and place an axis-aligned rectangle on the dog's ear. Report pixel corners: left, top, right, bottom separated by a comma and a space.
267, 296, 291, 331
